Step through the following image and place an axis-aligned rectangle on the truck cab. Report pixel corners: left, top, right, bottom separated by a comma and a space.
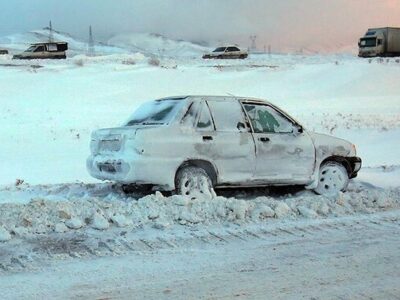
358, 30, 385, 57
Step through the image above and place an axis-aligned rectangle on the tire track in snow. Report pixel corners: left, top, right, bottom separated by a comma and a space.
0, 210, 399, 275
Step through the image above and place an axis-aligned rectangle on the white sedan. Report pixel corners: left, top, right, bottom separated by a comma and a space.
87, 96, 361, 196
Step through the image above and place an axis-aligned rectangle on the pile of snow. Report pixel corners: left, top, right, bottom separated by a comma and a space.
0, 182, 399, 242
108, 33, 210, 57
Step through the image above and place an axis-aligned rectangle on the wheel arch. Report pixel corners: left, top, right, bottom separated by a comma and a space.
175, 159, 218, 186
320, 156, 352, 176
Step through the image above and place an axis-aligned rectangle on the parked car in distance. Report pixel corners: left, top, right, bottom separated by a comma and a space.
0, 49, 8, 55
87, 96, 361, 196
13, 42, 68, 59
203, 46, 248, 59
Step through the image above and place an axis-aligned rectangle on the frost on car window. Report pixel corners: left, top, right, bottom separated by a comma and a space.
125, 99, 185, 126
208, 100, 245, 132
47, 44, 58, 51
181, 101, 200, 127
197, 102, 214, 131
244, 104, 293, 133
26, 45, 36, 52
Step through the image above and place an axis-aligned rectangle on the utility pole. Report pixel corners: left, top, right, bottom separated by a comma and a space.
249, 35, 257, 52
88, 25, 95, 56
49, 20, 53, 43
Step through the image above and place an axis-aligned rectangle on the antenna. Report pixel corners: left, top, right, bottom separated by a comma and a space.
49, 20, 53, 42
88, 25, 95, 56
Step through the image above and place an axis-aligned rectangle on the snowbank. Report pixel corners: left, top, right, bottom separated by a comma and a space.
0, 182, 399, 242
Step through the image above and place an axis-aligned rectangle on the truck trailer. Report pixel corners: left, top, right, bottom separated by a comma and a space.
358, 27, 400, 57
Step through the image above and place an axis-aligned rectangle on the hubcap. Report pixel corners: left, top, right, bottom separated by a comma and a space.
180, 174, 211, 197
318, 165, 347, 194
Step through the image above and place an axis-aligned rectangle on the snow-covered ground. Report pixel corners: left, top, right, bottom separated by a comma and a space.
0, 35, 400, 298
0, 53, 399, 186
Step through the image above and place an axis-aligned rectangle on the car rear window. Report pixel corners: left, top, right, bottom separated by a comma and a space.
125, 99, 185, 126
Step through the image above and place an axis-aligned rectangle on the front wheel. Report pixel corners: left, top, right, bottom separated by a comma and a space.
175, 166, 214, 197
314, 162, 349, 196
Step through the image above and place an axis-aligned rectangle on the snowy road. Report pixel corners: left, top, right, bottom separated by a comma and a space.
1, 211, 400, 299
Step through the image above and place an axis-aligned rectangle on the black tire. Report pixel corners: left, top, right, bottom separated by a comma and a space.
175, 166, 213, 197
121, 184, 153, 195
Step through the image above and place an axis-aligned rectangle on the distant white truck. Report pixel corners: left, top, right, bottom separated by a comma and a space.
358, 27, 400, 57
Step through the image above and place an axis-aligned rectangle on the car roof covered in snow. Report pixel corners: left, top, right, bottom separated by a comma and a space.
156, 95, 272, 104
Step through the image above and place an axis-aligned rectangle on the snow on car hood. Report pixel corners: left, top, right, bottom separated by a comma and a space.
308, 132, 354, 157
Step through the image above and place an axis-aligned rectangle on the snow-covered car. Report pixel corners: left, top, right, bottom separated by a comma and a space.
203, 46, 248, 59
87, 96, 361, 196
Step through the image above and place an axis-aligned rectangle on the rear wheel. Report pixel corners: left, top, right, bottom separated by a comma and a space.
175, 166, 213, 197
314, 161, 349, 196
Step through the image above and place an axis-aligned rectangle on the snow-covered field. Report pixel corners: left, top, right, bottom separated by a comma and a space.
1, 36, 400, 298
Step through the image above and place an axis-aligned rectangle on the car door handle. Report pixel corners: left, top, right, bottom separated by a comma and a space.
259, 137, 270, 142
203, 136, 213, 141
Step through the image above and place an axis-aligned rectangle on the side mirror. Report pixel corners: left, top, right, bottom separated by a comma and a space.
294, 125, 303, 134
236, 122, 246, 131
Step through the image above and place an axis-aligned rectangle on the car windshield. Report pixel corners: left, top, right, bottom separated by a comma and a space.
25, 45, 37, 52
125, 99, 185, 126
213, 47, 226, 52
359, 38, 376, 47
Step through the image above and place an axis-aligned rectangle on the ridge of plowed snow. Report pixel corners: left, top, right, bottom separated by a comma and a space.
0, 182, 399, 241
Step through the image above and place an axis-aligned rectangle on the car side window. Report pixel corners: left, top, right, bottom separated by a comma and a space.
34, 46, 45, 52
243, 104, 294, 133
227, 47, 239, 52
207, 100, 246, 132
197, 101, 214, 131
181, 101, 200, 127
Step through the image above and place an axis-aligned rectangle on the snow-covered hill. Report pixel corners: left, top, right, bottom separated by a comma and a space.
108, 32, 210, 57
0, 29, 126, 55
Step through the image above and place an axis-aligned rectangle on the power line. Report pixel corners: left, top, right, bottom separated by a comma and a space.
49, 20, 53, 42
88, 25, 95, 56
249, 35, 257, 52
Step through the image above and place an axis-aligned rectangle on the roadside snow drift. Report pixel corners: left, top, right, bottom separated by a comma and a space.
0, 182, 399, 241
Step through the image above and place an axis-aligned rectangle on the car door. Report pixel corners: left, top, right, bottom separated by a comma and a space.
201, 98, 256, 184
31, 45, 45, 59
227, 47, 240, 58
241, 101, 315, 183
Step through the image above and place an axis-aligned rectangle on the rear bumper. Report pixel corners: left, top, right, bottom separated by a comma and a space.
86, 154, 177, 190
346, 157, 362, 178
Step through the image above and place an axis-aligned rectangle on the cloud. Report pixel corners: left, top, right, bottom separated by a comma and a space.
0, 0, 399, 51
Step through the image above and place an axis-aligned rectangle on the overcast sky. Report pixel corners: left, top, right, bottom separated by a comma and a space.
1, 0, 399, 50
